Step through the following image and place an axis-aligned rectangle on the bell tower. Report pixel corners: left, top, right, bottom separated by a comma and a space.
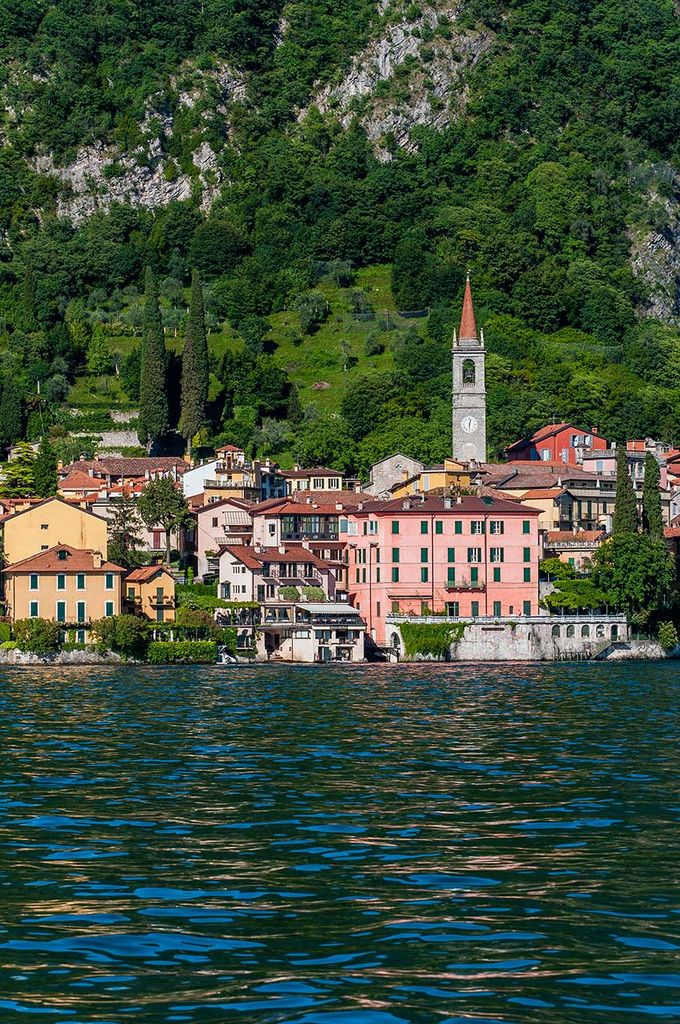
452, 274, 486, 463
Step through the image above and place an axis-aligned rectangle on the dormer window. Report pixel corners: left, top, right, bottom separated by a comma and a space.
41, 524, 48, 530
57, 550, 68, 561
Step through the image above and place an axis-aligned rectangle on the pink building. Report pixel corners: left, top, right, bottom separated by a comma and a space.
504, 423, 608, 466
343, 495, 541, 644
194, 497, 253, 579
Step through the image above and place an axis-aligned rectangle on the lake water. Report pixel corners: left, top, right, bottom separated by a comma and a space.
0, 663, 678, 1024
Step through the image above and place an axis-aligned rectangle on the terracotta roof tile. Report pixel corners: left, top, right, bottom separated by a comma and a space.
3, 545, 125, 574
459, 274, 477, 340
126, 565, 175, 583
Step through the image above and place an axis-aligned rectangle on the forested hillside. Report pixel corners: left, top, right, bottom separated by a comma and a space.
0, 0, 678, 469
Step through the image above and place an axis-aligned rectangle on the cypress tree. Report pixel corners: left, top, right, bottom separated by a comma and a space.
0, 378, 23, 449
642, 451, 663, 538
33, 437, 58, 498
179, 269, 209, 444
612, 446, 638, 535
137, 267, 169, 447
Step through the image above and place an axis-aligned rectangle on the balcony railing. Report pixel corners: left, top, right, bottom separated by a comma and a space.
444, 579, 486, 591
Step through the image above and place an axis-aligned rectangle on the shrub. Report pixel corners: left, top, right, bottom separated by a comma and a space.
14, 618, 62, 655
91, 615, 148, 658
279, 586, 300, 601
301, 586, 325, 602
147, 641, 217, 664
0, 621, 11, 642
0, 640, 17, 650
657, 621, 678, 652
399, 622, 467, 659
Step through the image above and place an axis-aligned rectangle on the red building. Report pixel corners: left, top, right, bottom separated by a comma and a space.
504, 423, 608, 466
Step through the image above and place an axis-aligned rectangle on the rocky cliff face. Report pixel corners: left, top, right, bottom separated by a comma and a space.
629, 185, 680, 326
300, 2, 492, 159
30, 63, 246, 224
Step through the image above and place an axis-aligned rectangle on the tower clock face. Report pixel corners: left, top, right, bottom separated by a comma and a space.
461, 415, 478, 434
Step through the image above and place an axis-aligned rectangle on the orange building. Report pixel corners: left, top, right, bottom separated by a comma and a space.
124, 565, 176, 622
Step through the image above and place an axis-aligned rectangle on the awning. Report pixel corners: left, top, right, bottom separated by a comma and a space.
298, 603, 364, 618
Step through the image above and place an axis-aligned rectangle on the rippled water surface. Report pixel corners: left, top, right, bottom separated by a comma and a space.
0, 663, 678, 1024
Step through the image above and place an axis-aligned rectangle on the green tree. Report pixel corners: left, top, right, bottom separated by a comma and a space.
92, 614, 148, 658
591, 535, 675, 615
14, 617, 61, 654
0, 379, 23, 449
33, 437, 58, 498
137, 267, 169, 447
107, 493, 145, 568
86, 323, 111, 376
612, 447, 638, 535
179, 269, 209, 444
642, 452, 663, 538
0, 442, 36, 497
657, 621, 678, 652
138, 477, 191, 564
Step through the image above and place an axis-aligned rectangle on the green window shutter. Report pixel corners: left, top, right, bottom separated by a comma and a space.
471, 601, 479, 617
454, 521, 462, 534
524, 568, 531, 582
105, 572, 114, 590
420, 547, 428, 563
420, 567, 428, 583
29, 601, 39, 618
57, 574, 65, 591
493, 567, 501, 582
392, 547, 400, 563
391, 567, 400, 583
435, 521, 443, 535
105, 601, 114, 617
391, 520, 399, 534
471, 567, 479, 583
523, 547, 531, 562
447, 547, 455, 562
493, 601, 501, 616
447, 567, 455, 584
29, 573, 39, 591
77, 573, 86, 590
420, 520, 428, 534
376, 568, 381, 583
523, 520, 530, 534
523, 601, 531, 615
56, 601, 66, 623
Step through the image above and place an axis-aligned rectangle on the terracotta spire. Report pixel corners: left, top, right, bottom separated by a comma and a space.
459, 273, 477, 341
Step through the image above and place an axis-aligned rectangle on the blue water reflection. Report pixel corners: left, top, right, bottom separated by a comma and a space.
0, 662, 677, 1023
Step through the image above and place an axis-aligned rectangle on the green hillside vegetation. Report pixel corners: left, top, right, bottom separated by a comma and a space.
0, 0, 678, 469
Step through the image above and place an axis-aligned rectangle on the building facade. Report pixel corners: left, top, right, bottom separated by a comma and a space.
124, 565, 176, 622
504, 423, 608, 465
343, 495, 540, 645
2, 497, 108, 565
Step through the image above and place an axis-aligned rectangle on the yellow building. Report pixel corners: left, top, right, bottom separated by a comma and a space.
390, 458, 473, 498
124, 565, 176, 622
2, 497, 107, 565
3, 545, 125, 637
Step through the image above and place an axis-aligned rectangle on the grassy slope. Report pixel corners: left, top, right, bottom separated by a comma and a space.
69, 265, 424, 417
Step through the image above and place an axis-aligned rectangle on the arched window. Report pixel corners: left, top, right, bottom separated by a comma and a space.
596, 623, 605, 638
566, 624, 575, 638
551, 625, 561, 637
581, 624, 590, 638
611, 624, 618, 640
462, 359, 476, 385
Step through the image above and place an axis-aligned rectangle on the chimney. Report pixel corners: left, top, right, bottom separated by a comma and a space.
278, 544, 286, 554
444, 497, 452, 509
402, 499, 411, 510
93, 551, 102, 569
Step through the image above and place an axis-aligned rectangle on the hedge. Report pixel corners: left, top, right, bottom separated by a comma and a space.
399, 622, 467, 659
147, 641, 217, 664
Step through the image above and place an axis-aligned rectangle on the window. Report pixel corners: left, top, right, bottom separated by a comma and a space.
566, 624, 575, 637
105, 573, 114, 590
523, 601, 531, 616
56, 601, 66, 623
421, 567, 428, 583
362, 522, 367, 535
127, 586, 135, 599
462, 358, 475, 384
541, 449, 551, 461
391, 521, 399, 534
446, 601, 459, 616
420, 547, 428, 563
29, 574, 39, 591
524, 568, 531, 582
552, 624, 560, 637
328, 478, 340, 489
76, 573, 86, 590
420, 601, 429, 615
105, 601, 114, 617
522, 520, 531, 534
41, 523, 49, 530
489, 521, 504, 535
467, 547, 482, 563
454, 521, 462, 534
471, 600, 479, 617
355, 569, 360, 584
420, 520, 428, 535
435, 521, 443, 535
392, 548, 400, 563
447, 548, 455, 562
212, 517, 218, 528
57, 549, 68, 560
391, 601, 400, 613
581, 624, 590, 638
340, 519, 348, 534
471, 520, 485, 534
523, 547, 531, 562
471, 567, 479, 583
490, 547, 504, 563
368, 521, 378, 535
57, 574, 66, 591
493, 567, 501, 582
29, 601, 39, 618
77, 601, 86, 623
362, 568, 367, 583
391, 567, 400, 583
156, 608, 164, 622
156, 586, 164, 601
376, 601, 381, 618
493, 601, 501, 617
77, 630, 86, 644
447, 567, 456, 584
376, 568, 381, 583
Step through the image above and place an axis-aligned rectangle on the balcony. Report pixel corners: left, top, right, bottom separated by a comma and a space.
444, 579, 486, 591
